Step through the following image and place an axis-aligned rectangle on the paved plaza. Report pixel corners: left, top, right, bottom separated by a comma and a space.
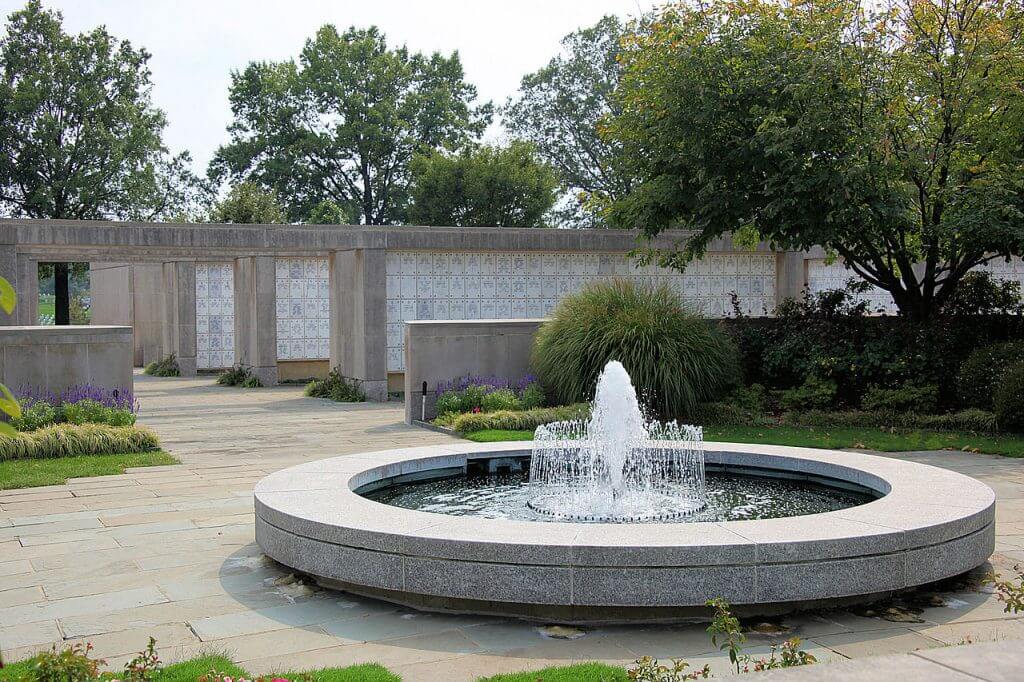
2, 373, 1024, 680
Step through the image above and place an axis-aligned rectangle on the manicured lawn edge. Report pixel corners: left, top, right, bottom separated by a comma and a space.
465, 424, 1024, 456
0, 450, 179, 490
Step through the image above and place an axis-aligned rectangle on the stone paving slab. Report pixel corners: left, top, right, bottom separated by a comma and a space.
1, 372, 1023, 681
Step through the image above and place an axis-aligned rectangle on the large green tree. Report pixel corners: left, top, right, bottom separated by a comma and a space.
210, 181, 286, 224
210, 25, 492, 225
504, 15, 633, 227
408, 141, 558, 227
609, 0, 1024, 319
0, 1, 209, 323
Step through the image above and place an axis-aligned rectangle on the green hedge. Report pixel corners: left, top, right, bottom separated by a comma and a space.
693, 403, 998, 433
452, 404, 590, 434
0, 424, 160, 461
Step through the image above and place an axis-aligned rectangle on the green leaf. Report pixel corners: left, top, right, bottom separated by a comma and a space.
0, 276, 15, 315
0, 422, 15, 437
0, 382, 22, 419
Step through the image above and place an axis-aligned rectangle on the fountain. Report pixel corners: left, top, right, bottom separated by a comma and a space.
254, 361, 995, 622
528, 361, 706, 522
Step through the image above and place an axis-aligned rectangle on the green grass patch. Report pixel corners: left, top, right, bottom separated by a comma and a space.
478, 662, 629, 681
463, 424, 1024, 457
0, 451, 179, 490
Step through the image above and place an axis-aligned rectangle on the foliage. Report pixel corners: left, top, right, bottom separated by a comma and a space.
408, 141, 558, 227
29, 642, 101, 682
779, 377, 838, 412
121, 638, 161, 682
747, 638, 817, 672
434, 375, 543, 416
993, 362, 1024, 432
628, 657, 709, 681
533, 280, 739, 419
306, 199, 351, 225
210, 181, 286, 224
690, 402, 772, 428
503, 15, 632, 227
304, 369, 366, 403
0, 450, 177, 490
10, 385, 137, 432
706, 598, 815, 674
940, 271, 1024, 316
783, 408, 998, 434
985, 564, 1024, 614
0, 1, 210, 222
609, 0, 1024, 320
958, 341, 1024, 409
0, 423, 159, 461
210, 24, 491, 224
723, 384, 769, 413
452, 404, 590, 434
217, 365, 260, 388
144, 355, 181, 377
0, 278, 21, 438
861, 385, 939, 414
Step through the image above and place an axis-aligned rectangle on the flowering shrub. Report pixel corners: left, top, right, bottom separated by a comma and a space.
435, 374, 544, 416
10, 385, 137, 432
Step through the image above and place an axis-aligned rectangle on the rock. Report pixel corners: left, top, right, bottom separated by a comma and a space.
538, 625, 586, 640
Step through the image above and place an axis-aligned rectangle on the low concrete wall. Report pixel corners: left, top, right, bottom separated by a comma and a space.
0, 326, 133, 395
404, 319, 545, 423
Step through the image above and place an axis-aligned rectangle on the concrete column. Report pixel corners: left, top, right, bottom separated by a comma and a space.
776, 251, 807, 306
233, 256, 278, 386
161, 261, 197, 377
329, 248, 387, 401
16, 255, 38, 326
0, 240, 17, 326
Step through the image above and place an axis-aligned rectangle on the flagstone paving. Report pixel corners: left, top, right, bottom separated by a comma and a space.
1, 372, 1023, 681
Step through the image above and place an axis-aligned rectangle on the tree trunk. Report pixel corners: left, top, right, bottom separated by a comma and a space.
54, 263, 70, 325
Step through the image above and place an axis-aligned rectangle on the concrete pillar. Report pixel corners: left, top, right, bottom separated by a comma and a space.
233, 256, 278, 386
16, 255, 38, 326
330, 248, 387, 401
0, 240, 17, 326
161, 261, 197, 377
776, 251, 807, 306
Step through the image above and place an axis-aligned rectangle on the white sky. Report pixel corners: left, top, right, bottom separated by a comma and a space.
1, 0, 658, 174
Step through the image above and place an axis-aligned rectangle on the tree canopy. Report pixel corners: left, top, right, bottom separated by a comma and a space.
0, 0, 208, 222
608, 0, 1024, 319
210, 25, 492, 225
210, 181, 286, 224
408, 141, 558, 227
503, 15, 633, 227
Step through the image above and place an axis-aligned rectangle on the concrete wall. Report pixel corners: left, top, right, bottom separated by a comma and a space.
0, 326, 133, 395
404, 319, 545, 423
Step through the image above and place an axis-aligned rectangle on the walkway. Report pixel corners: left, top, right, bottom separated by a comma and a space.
1, 373, 1023, 681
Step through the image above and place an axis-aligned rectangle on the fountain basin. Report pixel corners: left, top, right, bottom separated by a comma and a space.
254, 442, 995, 623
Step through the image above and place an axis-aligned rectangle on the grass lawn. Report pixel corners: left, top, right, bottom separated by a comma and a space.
478, 662, 629, 681
0, 451, 179, 490
0, 655, 400, 682
466, 424, 1024, 457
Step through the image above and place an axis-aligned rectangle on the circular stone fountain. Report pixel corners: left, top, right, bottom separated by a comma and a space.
255, 363, 996, 623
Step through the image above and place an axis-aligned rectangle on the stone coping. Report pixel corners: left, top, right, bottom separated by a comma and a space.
254, 442, 995, 621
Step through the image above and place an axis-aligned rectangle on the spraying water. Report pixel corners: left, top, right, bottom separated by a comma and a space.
529, 361, 706, 522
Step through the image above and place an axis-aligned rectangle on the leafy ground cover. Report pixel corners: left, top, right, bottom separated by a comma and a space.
465, 424, 1024, 457
0, 450, 179, 490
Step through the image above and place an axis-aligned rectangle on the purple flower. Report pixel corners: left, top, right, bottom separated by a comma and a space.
436, 373, 539, 398
16, 383, 139, 414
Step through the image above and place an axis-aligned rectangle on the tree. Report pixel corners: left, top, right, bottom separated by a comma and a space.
503, 15, 633, 227
408, 142, 558, 227
0, 1, 209, 322
306, 199, 352, 225
210, 25, 492, 225
210, 181, 286, 224
608, 0, 1024, 320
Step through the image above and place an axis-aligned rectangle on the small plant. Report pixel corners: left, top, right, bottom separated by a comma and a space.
217, 364, 260, 388
143, 354, 180, 377
304, 368, 366, 402
984, 565, 1024, 614
706, 598, 746, 674
434, 374, 542, 416
120, 637, 161, 681
240, 375, 263, 388
31, 642, 102, 681
861, 384, 939, 414
748, 638, 817, 671
628, 656, 710, 681
480, 388, 522, 413
779, 375, 837, 411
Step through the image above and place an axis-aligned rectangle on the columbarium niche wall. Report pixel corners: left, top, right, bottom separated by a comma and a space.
275, 257, 330, 380
384, 251, 776, 373
195, 262, 236, 370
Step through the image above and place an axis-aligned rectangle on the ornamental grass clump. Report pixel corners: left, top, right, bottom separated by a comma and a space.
143, 354, 181, 377
0, 423, 159, 461
532, 280, 740, 419
305, 368, 366, 402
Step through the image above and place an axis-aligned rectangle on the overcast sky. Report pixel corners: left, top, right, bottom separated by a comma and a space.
0, 0, 658, 174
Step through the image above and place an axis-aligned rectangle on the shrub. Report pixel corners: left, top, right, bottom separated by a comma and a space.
958, 341, 1024, 409
779, 376, 837, 411
783, 408, 998, 433
994, 362, 1024, 432
30, 642, 102, 682
861, 384, 939, 414
217, 364, 259, 387
62, 399, 136, 427
0, 424, 160, 461
11, 399, 59, 431
434, 390, 464, 416
452, 404, 590, 434
691, 402, 772, 427
10, 391, 137, 432
520, 383, 546, 410
305, 368, 366, 402
532, 280, 739, 419
143, 354, 180, 377
723, 383, 769, 412
480, 389, 522, 413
